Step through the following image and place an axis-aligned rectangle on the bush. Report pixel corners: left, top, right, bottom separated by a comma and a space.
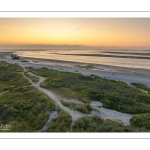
72, 116, 131, 132
26, 67, 150, 114
130, 114, 150, 130
131, 82, 150, 95
46, 112, 72, 132
61, 100, 92, 114
0, 61, 56, 132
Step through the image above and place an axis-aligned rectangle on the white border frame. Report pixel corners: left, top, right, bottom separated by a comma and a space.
0, 11, 150, 139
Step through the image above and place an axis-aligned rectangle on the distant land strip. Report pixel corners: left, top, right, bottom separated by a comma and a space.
60, 54, 150, 60
102, 51, 150, 56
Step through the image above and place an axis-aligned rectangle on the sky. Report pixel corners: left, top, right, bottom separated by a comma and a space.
0, 18, 150, 50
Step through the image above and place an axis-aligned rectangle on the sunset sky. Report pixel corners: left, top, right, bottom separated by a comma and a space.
0, 18, 150, 50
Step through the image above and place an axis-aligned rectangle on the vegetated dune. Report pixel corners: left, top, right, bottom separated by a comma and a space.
1, 52, 150, 132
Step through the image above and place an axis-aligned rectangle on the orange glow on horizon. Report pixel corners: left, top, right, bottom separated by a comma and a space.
0, 18, 150, 49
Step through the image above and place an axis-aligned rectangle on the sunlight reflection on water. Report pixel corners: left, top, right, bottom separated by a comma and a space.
16, 49, 150, 69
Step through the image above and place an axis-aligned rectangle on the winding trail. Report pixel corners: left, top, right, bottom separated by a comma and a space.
0, 90, 9, 95
22, 67, 133, 126
40, 111, 58, 132
22, 68, 85, 122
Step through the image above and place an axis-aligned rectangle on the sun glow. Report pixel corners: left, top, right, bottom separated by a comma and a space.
0, 18, 150, 49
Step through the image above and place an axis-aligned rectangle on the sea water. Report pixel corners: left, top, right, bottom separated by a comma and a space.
15, 49, 150, 70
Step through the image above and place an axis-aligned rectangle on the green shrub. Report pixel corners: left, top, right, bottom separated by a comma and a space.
0, 87, 56, 132
61, 100, 92, 114
46, 112, 72, 132
61, 100, 70, 107
72, 116, 131, 132
74, 104, 92, 114
130, 114, 150, 130
0, 61, 56, 132
26, 67, 150, 114
76, 64, 95, 69
131, 83, 150, 92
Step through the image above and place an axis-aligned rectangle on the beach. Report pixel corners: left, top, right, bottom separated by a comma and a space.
1, 51, 150, 88
1, 50, 150, 128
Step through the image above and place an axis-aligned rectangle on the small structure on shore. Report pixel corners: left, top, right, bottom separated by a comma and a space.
10, 53, 20, 59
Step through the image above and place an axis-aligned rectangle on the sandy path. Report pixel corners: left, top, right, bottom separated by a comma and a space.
22, 67, 133, 125
22, 68, 85, 122
40, 111, 58, 132
0, 90, 9, 95
90, 101, 133, 125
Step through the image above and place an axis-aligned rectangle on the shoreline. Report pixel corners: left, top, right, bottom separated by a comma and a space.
1, 52, 150, 87
16, 54, 150, 77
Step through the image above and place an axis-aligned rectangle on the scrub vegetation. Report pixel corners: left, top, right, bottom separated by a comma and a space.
130, 114, 150, 130
76, 64, 95, 69
45, 112, 72, 132
131, 82, 150, 94
26, 67, 150, 114
25, 67, 150, 131
0, 61, 56, 132
72, 116, 132, 132
0, 61, 30, 93
61, 100, 93, 114
1, 61, 150, 132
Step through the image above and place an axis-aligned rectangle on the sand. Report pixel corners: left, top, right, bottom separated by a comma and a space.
1, 51, 150, 87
